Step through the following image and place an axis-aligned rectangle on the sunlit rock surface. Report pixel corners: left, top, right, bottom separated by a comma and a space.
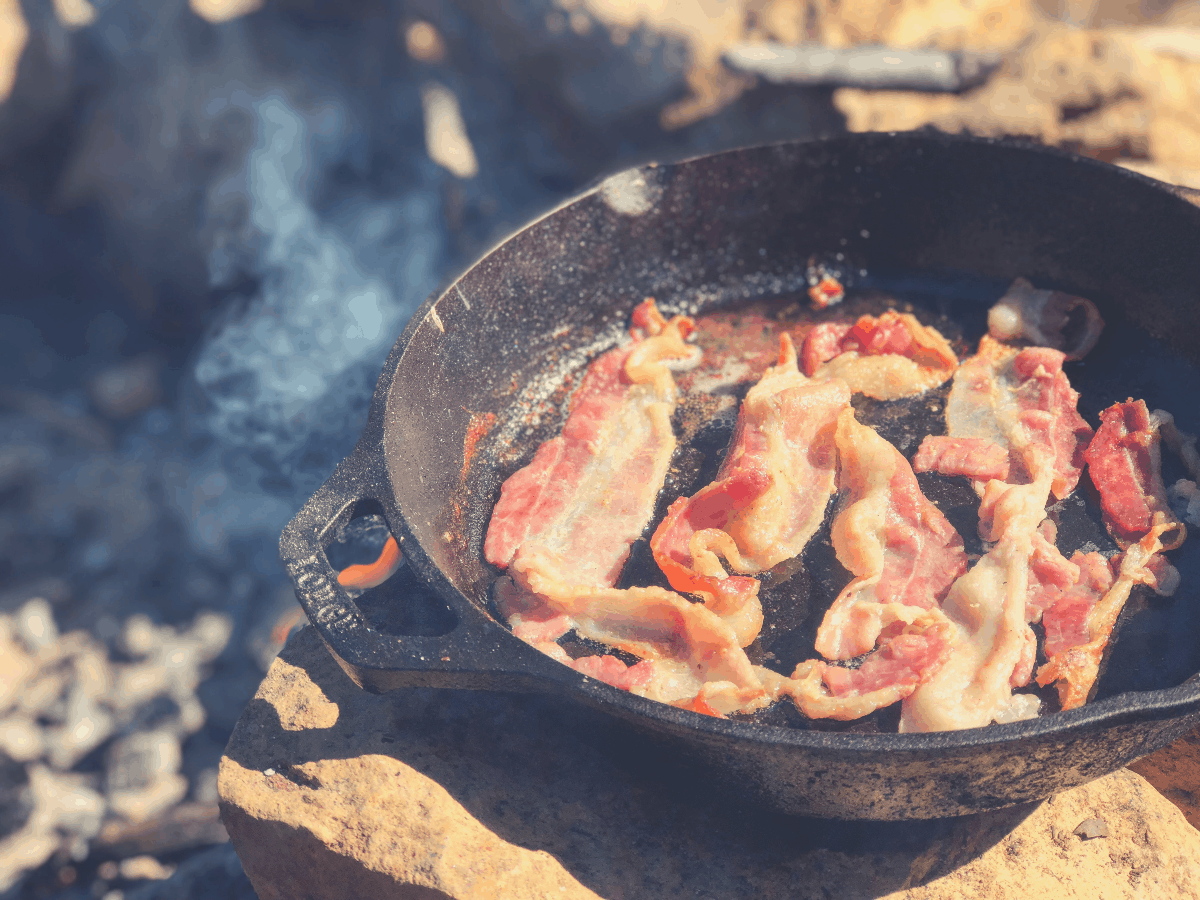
221, 627, 1200, 900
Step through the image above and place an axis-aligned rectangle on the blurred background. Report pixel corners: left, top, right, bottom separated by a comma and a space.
0, 0, 1197, 896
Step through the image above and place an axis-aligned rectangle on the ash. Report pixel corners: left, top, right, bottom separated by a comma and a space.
0, 0, 838, 896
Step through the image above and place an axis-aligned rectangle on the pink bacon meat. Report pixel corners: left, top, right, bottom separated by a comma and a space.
486, 300, 776, 716
800, 311, 958, 400
916, 336, 1092, 500
650, 334, 849, 645
1031, 399, 1188, 709
900, 337, 1095, 731
485, 299, 696, 583
816, 408, 967, 661
1036, 522, 1180, 710
911, 437, 1010, 483
1084, 399, 1187, 550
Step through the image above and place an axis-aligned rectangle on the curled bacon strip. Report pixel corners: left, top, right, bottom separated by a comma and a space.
987, 277, 1104, 361
650, 334, 848, 645
815, 409, 967, 662
767, 612, 954, 721
1085, 400, 1187, 551
497, 547, 770, 716
766, 409, 964, 722
800, 311, 958, 400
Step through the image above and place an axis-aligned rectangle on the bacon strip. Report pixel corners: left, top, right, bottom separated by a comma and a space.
1036, 522, 1178, 709
765, 612, 954, 721
912, 436, 1010, 483
484, 301, 783, 716
496, 547, 770, 716
987, 277, 1104, 361
941, 336, 1092, 501
899, 461, 1055, 732
650, 335, 849, 645
898, 336, 1095, 731
815, 409, 967, 661
1084, 399, 1187, 551
485, 299, 697, 584
800, 311, 958, 400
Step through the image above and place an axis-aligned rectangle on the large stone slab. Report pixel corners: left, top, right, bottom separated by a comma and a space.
220, 627, 1200, 900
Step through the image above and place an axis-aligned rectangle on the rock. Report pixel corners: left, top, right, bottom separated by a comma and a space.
220, 627, 1200, 900
1129, 725, 1200, 830
829, 23, 1200, 172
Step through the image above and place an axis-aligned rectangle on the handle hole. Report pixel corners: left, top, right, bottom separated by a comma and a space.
327, 510, 459, 637
326, 511, 394, 574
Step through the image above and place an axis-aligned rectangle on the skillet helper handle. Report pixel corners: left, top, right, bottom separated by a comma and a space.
280, 451, 554, 694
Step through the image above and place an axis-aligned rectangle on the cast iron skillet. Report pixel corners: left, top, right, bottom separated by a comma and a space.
280, 132, 1200, 820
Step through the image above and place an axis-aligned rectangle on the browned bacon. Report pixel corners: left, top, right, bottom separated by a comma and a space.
987, 277, 1104, 361
650, 335, 849, 644
799, 311, 958, 400
1084, 399, 1187, 551
815, 409, 967, 661
942, 336, 1092, 501
912, 436, 1010, 483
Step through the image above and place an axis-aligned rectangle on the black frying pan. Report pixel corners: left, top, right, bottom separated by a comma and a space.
280, 132, 1200, 820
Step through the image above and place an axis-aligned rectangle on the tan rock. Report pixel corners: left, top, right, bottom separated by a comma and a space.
1129, 725, 1200, 831
221, 627, 1200, 900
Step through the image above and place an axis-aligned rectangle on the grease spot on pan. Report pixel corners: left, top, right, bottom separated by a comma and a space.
600, 168, 663, 216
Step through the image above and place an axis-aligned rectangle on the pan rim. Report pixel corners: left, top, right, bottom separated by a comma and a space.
374, 129, 1200, 752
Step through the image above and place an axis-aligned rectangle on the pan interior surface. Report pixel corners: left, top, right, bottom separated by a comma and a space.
380, 135, 1200, 738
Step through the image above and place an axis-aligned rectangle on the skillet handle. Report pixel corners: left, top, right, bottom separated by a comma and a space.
279, 450, 560, 694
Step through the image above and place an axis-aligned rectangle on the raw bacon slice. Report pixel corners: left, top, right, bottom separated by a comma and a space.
987, 277, 1104, 361
941, 336, 1092, 501
912, 436, 1010, 483
485, 299, 697, 584
815, 409, 967, 661
650, 334, 849, 643
1036, 522, 1179, 709
1085, 399, 1187, 551
800, 311, 958, 400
